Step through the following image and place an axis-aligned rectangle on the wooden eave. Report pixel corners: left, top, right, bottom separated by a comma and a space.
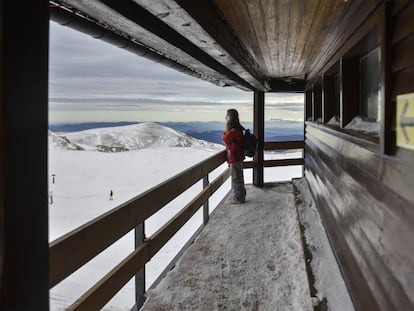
52, 0, 383, 92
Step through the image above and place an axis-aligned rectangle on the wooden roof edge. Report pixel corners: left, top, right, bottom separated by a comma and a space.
52, 0, 266, 92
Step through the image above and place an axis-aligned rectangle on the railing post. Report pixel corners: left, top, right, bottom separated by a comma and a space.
135, 222, 146, 308
203, 175, 210, 226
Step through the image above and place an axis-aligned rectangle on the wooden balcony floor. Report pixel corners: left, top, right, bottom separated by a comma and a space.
141, 183, 313, 311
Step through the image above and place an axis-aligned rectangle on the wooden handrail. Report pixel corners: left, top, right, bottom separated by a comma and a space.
49, 150, 226, 288
264, 158, 304, 167
67, 168, 231, 310
264, 140, 304, 150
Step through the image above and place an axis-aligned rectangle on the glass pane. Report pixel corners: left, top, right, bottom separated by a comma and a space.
360, 48, 381, 121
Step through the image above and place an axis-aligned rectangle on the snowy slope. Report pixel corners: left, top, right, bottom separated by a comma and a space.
54, 122, 222, 152
49, 131, 83, 151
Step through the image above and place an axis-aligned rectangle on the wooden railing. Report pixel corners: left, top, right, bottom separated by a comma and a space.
244, 140, 305, 169
49, 141, 304, 310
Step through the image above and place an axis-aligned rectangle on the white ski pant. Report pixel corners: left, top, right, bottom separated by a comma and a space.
230, 162, 246, 202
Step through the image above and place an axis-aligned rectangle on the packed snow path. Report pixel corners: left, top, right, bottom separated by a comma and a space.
142, 183, 313, 311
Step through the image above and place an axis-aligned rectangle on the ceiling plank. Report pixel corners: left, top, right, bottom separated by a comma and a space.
308, 0, 379, 80
285, 0, 304, 76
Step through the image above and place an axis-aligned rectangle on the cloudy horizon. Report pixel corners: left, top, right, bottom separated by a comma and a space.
49, 22, 304, 124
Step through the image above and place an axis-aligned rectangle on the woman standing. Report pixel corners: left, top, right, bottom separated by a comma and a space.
222, 109, 246, 203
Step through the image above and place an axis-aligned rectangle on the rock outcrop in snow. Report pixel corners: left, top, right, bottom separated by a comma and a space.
49, 123, 222, 152
48, 131, 83, 151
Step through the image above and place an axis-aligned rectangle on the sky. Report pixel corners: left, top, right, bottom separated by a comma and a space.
49, 22, 304, 123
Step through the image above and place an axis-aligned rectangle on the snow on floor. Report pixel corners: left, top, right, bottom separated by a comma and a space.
293, 179, 355, 311
142, 184, 313, 311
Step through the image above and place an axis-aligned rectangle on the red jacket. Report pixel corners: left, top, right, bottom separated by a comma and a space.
222, 128, 245, 164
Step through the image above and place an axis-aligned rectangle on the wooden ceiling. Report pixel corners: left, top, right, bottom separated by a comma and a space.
51, 0, 379, 91
212, 0, 348, 78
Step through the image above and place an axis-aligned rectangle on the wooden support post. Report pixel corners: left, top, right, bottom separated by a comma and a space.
305, 90, 312, 121
312, 84, 322, 122
253, 91, 264, 187
203, 175, 209, 226
135, 223, 146, 308
322, 75, 335, 123
340, 57, 359, 128
0, 1, 49, 309
380, 1, 393, 155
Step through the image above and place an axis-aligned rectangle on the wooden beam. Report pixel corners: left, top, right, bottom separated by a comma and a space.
322, 75, 335, 123
53, 0, 250, 90
0, 1, 49, 309
305, 90, 312, 121
267, 78, 305, 93
264, 158, 304, 167
243, 161, 255, 169
312, 83, 322, 122
340, 58, 359, 127
98, 0, 255, 90
49, 5, 217, 88
380, 1, 393, 155
264, 141, 305, 150
134, 0, 266, 90
253, 91, 264, 187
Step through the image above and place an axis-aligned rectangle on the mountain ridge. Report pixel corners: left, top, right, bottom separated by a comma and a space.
49, 123, 223, 152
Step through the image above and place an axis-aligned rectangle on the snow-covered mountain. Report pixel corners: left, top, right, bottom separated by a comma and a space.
49, 123, 223, 152
48, 131, 83, 151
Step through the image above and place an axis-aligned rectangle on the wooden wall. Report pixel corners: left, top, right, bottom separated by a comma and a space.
305, 1, 414, 310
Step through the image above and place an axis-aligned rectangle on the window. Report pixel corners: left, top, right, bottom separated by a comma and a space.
360, 47, 381, 121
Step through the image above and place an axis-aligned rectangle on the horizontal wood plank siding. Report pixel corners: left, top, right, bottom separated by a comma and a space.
392, 2, 414, 99
305, 123, 414, 311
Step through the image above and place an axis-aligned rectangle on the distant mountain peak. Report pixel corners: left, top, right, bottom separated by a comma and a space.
49, 122, 222, 152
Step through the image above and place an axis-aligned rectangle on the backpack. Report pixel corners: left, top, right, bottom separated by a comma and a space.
243, 129, 257, 157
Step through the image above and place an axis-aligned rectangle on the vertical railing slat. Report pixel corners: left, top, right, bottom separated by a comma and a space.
203, 175, 210, 226
135, 222, 145, 308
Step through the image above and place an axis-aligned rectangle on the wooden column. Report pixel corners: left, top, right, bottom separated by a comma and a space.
380, 1, 393, 154
253, 91, 264, 187
322, 75, 335, 123
305, 90, 312, 121
340, 58, 359, 128
0, 1, 49, 309
312, 84, 322, 122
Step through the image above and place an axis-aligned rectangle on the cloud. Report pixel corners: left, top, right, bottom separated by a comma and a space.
49, 21, 303, 122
